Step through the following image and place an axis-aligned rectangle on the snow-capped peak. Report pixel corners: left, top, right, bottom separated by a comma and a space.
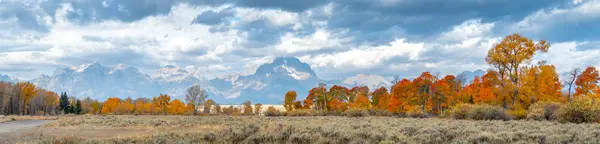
218, 73, 239, 83
109, 64, 128, 74
279, 62, 312, 80
70, 61, 104, 73
343, 74, 391, 89
253, 57, 316, 81
152, 65, 196, 82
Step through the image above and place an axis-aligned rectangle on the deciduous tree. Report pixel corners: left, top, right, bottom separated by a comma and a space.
185, 85, 208, 115
486, 33, 550, 107
203, 99, 216, 113
169, 99, 186, 115
101, 97, 121, 114
153, 94, 171, 115
254, 103, 263, 115
575, 66, 600, 97
284, 91, 297, 111
242, 101, 253, 115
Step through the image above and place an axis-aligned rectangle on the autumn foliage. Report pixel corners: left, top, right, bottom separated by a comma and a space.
280, 33, 599, 121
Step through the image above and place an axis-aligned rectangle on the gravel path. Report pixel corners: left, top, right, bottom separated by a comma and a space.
0, 120, 55, 143
0, 120, 54, 134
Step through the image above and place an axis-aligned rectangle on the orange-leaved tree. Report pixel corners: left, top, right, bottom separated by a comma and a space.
169, 99, 186, 115
349, 92, 371, 110
371, 86, 389, 111
575, 66, 600, 97
101, 97, 121, 114
153, 94, 171, 115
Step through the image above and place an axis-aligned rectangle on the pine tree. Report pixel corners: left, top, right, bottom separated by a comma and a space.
75, 100, 83, 114
59, 92, 70, 114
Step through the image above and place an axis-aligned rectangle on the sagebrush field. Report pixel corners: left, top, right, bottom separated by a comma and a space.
6, 115, 596, 144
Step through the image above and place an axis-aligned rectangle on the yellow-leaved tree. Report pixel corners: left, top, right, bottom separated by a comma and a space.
284, 91, 297, 111
486, 33, 550, 108
153, 94, 171, 115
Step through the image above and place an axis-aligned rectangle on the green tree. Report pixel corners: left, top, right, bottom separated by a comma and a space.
59, 92, 70, 114
75, 99, 83, 114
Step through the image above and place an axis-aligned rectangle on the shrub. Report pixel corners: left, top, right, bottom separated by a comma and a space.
556, 97, 600, 123
407, 107, 426, 118
447, 104, 509, 120
369, 110, 393, 116
264, 106, 284, 117
342, 108, 369, 117
313, 110, 341, 116
286, 110, 315, 116
506, 109, 527, 120
448, 104, 472, 119
468, 104, 509, 120
527, 101, 561, 121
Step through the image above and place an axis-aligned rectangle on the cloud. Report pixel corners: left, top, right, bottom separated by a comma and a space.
275, 28, 352, 54
192, 8, 235, 25
325, 0, 563, 38
537, 41, 600, 72
231, 0, 328, 12
41, 0, 176, 23
512, 0, 600, 41
438, 19, 496, 42
302, 38, 424, 70
1, 0, 599, 83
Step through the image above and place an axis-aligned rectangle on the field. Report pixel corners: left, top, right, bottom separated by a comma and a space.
1, 115, 598, 144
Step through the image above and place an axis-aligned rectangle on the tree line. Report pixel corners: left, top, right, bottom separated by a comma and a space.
0, 82, 60, 115
0, 82, 265, 116
282, 34, 600, 118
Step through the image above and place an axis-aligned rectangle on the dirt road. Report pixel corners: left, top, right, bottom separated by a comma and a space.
0, 120, 55, 143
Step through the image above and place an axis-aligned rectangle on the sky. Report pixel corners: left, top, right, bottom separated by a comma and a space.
0, 0, 599, 81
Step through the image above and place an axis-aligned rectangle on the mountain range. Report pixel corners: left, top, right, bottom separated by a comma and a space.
1, 57, 483, 104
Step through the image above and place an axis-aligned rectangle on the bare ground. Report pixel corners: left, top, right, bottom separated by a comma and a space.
0, 120, 55, 143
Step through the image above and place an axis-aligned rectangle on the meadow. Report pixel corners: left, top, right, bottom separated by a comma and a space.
7, 115, 598, 144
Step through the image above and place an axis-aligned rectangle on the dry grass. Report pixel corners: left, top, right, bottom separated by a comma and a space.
0, 115, 58, 123
25, 115, 600, 144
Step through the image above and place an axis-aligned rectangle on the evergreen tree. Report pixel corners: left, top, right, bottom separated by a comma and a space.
59, 92, 70, 114
75, 100, 82, 114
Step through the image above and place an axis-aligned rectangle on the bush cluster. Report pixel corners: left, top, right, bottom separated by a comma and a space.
527, 101, 561, 121
368, 110, 394, 116
342, 108, 369, 117
556, 97, 600, 123
448, 104, 510, 120
264, 106, 285, 117
506, 108, 527, 120
407, 107, 427, 118
286, 109, 316, 116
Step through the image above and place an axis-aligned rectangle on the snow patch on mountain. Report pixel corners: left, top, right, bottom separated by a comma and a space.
152, 65, 191, 82
279, 59, 312, 80
342, 74, 391, 89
